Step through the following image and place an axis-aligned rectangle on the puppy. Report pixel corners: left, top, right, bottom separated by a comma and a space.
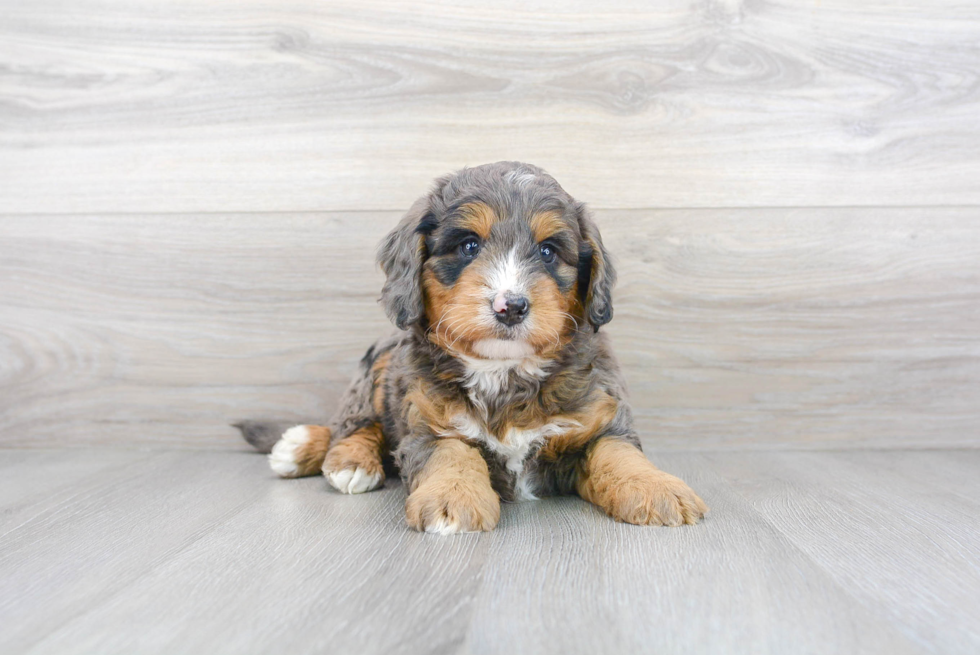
238, 161, 707, 534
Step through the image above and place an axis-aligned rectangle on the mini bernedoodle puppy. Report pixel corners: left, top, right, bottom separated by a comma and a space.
238, 161, 707, 534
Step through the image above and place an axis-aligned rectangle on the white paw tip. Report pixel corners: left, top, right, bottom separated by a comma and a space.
268, 425, 311, 478
424, 517, 467, 536
325, 467, 383, 494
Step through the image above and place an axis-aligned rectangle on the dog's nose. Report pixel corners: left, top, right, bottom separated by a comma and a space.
493, 293, 530, 326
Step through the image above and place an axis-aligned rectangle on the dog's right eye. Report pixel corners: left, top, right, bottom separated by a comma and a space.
459, 237, 481, 258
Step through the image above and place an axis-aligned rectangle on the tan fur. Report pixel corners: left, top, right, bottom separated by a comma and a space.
422, 264, 493, 358
529, 210, 569, 243
538, 393, 619, 460
423, 251, 578, 361
291, 425, 332, 476
456, 202, 499, 239
576, 439, 708, 526
323, 423, 386, 480
408, 383, 617, 468
525, 274, 576, 356
371, 350, 392, 414
405, 438, 500, 532
420, 204, 583, 362
529, 209, 584, 338
404, 383, 467, 436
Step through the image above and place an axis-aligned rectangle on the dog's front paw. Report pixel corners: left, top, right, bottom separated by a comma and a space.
578, 439, 708, 526
601, 470, 708, 526
321, 425, 386, 494
405, 475, 500, 534
324, 466, 384, 494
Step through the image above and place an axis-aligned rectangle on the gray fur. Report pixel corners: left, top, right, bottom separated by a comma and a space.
239, 161, 637, 502
576, 202, 617, 329
233, 420, 309, 454
377, 198, 431, 329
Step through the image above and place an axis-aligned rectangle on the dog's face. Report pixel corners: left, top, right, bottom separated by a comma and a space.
378, 162, 614, 360
420, 200, 584, 359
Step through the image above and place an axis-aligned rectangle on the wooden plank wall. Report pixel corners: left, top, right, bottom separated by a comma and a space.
1, 0, 978, 449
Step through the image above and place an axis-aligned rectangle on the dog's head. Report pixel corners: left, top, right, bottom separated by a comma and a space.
377, 162, 614, 360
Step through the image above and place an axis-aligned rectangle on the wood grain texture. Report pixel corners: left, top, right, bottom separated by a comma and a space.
0, 451, 270, 653
20, 464, 487, 655
4, 448, 979, 654
0, 449, 151, 524
2, 208, 979, 450
707, 450, 980, 654
465, 452, 923, 655
2, 0, 980, 212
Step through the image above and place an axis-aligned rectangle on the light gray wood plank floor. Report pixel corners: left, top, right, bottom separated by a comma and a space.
2, 448, 977, 654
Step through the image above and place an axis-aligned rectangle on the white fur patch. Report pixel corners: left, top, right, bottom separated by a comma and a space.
268, 425, 311, 478
457, 352, 549, 401
444, 412, 579, 500
486, 247, 526, 299
472, 338, 535, 360
325, 467, 384, 494
514, 475, 539, 502
498, 422, 578, 474
504, 170, 538, 188
424, 517, 472, 535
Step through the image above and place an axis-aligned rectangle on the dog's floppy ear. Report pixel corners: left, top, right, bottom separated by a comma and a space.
377, 196, 437, 330
576, 203, 616, 331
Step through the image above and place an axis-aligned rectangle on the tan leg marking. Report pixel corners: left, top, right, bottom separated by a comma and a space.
537, 392, 619, 461
577, 439, 708, 526
370, 350, 392, 414
405, 439, 500, 534
268, 425, 331, 478
322, 423, 386, 494
404, 382, 466, 436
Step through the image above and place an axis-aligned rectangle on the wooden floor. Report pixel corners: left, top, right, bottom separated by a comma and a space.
2, 447, 978, 655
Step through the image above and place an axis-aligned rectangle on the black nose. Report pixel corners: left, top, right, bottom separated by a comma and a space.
494, 295, 530, 326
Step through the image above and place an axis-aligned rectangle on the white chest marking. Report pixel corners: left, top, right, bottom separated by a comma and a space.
442, 413, 579, 500
446, 353, 566, 500
457, 351, 548, 402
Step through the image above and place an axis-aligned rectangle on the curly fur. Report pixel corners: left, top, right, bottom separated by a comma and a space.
237, 161, 707, 533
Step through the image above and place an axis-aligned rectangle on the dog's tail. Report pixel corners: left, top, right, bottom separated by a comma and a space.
233, 420, 310, 454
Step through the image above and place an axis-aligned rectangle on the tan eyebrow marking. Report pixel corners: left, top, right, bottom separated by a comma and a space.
456, 202, 499, 240
530, 210, 570, 243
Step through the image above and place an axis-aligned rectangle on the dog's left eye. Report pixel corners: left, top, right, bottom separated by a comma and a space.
539, 242, 557, 264
460, 237, 481, 258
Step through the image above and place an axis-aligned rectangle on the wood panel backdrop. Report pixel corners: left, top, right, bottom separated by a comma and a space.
2, 0, 979, 450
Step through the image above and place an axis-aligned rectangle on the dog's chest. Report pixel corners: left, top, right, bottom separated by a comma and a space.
448, 411, 572, 500
450, 356, 571, 499
459, 354, 547, 400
